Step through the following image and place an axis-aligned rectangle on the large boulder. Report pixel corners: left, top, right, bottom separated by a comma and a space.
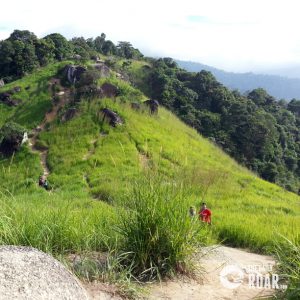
0, 122, 26, 155
0, 246, 89, 300
0, 79, 5, 87
62, 65, 87, 84
101, 83, 119, 98
75, 84, 103, 100
100, 108, 123, 127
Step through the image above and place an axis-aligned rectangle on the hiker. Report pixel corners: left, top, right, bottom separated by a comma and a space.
43, 179, 49, 191
189, 206, 196, 217
199, 203, 212, 225
38, 176, 44, 187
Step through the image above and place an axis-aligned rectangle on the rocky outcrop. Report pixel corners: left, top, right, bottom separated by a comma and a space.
63, 65, 87, 84
100, 108, 123, 127
94, 63, 110, 78
0, 246, 89, 300
101, 83, 119, 98
0, 92, 20, 106
143, 99, 159, 114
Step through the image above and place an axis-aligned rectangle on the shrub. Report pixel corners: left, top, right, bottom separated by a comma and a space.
0, 122, 26, 156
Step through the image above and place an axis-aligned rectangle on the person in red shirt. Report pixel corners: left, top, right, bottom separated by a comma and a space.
199, 203, 212, 225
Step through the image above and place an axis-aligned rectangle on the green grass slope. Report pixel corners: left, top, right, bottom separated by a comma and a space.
0, 62, 299, 257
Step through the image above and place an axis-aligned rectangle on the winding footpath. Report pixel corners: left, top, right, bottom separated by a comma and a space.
28, 78, 70, 180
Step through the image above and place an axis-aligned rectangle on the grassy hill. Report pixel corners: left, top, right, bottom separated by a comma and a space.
0, 60, 299, 281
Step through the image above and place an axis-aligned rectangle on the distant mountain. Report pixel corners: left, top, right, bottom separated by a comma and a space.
176, 60, 300, 100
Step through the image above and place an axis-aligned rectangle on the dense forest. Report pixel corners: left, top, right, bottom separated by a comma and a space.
1, 30, 300, 193
176, 60, 300, 100
145, 58, 300, 193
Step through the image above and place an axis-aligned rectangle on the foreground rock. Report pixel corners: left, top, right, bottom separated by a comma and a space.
0, 246, 89, 300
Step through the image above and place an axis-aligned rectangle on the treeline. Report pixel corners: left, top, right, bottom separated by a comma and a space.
0, 30, 143, 82
146, 58, 300, 193
177, 59, 300, 100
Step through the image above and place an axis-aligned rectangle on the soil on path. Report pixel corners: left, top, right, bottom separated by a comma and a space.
28, 78, 71, 179
84, 246, 277, 300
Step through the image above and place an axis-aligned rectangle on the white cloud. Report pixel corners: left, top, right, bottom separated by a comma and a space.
1, 0, 300, 72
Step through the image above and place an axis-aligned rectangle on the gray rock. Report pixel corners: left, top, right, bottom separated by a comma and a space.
100, 108, 123, 127
0, 246, 89, 300
101, 83, 119, 98
93, 64, 110, 78
63, 65, 87, 84
0, 79, 4, 87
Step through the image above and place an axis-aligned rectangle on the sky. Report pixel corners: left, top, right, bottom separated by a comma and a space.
1, 0, 300, 74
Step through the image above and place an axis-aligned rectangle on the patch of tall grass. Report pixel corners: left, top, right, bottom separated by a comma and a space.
117, 175, 212, 281
273, 237, 300, 299
0, 193, 118, 254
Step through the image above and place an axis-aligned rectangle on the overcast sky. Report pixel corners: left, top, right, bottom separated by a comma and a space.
1, 0, 300, 73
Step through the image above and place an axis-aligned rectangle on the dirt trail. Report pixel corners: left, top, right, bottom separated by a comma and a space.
28, 79, 70, 179
84, 246, 277, 300
83, 139, 98, 161
148, 246, 276, 300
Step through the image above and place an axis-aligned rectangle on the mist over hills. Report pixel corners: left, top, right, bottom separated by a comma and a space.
176, 60, 300, 100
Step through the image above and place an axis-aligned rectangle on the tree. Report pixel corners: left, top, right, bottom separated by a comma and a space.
11, 40, 38, 76
117, 41, 142, 59
0, 40, 15, 79
247, 88, 275, 106
287, 99, 300, 117
102, 40, 116, 55
71, 37, 92, 60
8, 30, 38, 44
94, 33, 106, 52
35, 38, 55, 66
262, 162, 278, 182
44, 33, 73, 60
